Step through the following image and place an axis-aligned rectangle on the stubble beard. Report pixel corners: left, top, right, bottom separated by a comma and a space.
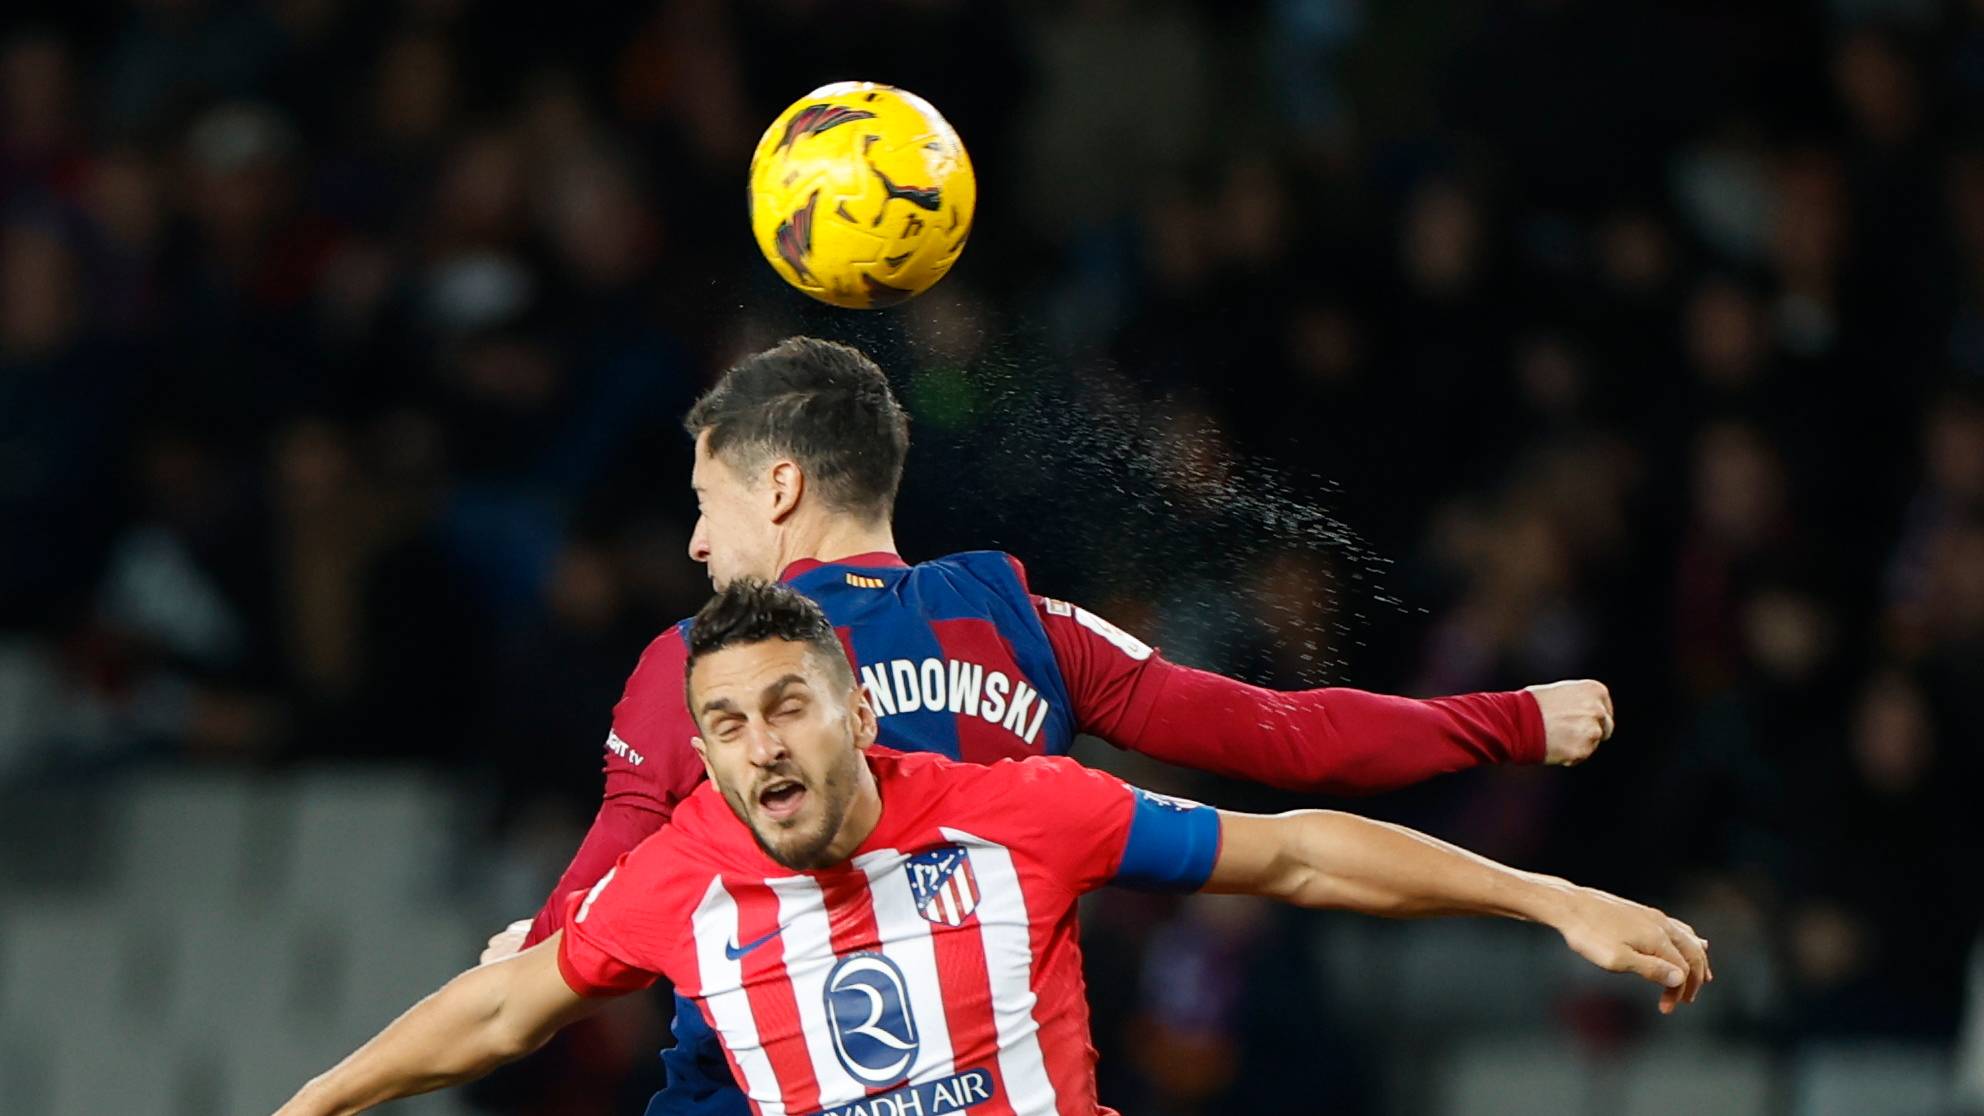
728, 747, 862, 871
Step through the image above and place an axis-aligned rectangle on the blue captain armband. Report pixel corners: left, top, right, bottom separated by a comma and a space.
1113, 788, 1222, 891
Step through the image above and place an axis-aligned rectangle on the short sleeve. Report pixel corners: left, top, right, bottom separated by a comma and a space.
555, 857, 669, 998
998, 756, 1218, 896
986, 757, 1131, 895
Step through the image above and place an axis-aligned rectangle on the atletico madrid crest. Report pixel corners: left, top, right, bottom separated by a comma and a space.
905, 845, 981, 927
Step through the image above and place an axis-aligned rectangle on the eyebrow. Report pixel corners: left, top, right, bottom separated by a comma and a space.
762, 674, 808, 699
698, 674, 809, 718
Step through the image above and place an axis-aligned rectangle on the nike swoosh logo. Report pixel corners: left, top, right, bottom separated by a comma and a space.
725, 925, 786, 961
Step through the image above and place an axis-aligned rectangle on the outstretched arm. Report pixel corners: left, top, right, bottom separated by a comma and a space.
1208, 809, 1711, 1013
1038, 595, 1615, 790
277, 935, 603, 1116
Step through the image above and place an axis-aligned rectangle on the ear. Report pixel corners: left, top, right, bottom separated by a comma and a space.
767, 458, 805, 525
849, 684, 879, 752
690, 734, 718, 783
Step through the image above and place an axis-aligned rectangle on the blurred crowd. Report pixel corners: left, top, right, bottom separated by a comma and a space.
4, 0, 1984, 1112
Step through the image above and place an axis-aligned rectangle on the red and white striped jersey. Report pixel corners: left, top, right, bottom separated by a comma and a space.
557, 747, 1220, 1116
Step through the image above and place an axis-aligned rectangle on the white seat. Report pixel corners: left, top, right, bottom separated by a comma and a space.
1955, 937, 1984, 1110
1616, 1041, 1775, 1116
154, 904, 305, 1038
116, 771, 268, 909
1393, 919, 1560, 1031
225, 926, 475, 1116
0, 900, 131, 1033
1439, 1037, 1596, 1116
0, 638, 59, 781
43, 1024, 182, 1116
0, 1023, 51, 1115
1791, 1043, 1952, 1116
281, 768, 458, 913
328, 911, 477, 1047
222, 1021, 475, 1115
217, 1016, 341, 1115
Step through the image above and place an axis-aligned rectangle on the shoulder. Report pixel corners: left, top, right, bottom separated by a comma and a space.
617, 786, 745, 884
668, 781, 733, 839
864, 747, 985, 817
615, 622, 690, 714
626, 622, 691, 683
910, 550, 1033, 590
867, 745, 953, 790
882, 748, 1115, 802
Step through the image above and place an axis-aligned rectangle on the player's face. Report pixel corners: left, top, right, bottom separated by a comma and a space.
689, 638, 880, 870
690, 432, 782, 589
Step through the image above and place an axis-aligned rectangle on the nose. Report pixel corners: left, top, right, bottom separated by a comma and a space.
743, 722, 788, 768
689, 516, 710, 563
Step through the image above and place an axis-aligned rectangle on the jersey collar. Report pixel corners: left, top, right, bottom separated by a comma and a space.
779, 551, 908, 581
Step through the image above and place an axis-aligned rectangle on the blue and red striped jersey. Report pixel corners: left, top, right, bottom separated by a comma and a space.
701, 550, 1079, 762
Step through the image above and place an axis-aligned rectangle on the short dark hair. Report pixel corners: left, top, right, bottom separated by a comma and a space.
683, 336, 909, 520
684, 578, 855, 695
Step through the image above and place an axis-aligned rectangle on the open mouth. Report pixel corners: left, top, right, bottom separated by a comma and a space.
757, 779, 807, 822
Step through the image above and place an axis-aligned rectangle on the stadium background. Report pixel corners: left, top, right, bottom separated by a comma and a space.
2, 0, 1983, 1112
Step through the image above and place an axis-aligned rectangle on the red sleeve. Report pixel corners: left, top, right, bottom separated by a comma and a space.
1036, 598, 1546, 795
525, 628, 709, 946
987, 755, 1140, 897
556, 846, 673, 997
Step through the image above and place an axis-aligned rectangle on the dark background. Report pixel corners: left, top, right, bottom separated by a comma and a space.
3, 1, 1983, 1113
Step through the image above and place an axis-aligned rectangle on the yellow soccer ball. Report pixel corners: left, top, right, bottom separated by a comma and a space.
747, 82, 976, 309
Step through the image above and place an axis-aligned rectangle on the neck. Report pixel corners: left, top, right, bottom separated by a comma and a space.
780, 511, 898, 570
822, 754, 884, 863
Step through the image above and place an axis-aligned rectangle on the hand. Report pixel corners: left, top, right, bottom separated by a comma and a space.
479, 919, 532, 965
1525, 679, 1614, 765
1549, 885, 1711, 1014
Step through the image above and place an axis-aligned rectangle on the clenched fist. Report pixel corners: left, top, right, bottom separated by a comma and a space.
1525, 679, 1615, 765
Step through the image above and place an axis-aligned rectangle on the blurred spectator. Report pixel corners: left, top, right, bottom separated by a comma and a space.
0, 216, 138, 629
0, 32, 85, 207
1784, 672, 1978, 1039
3, 2, 1984, 1111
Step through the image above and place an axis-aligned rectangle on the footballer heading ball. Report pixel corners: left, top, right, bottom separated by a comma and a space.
748, 82, 976, 309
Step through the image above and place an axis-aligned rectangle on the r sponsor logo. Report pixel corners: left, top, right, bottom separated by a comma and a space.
825, 952, 920, 1087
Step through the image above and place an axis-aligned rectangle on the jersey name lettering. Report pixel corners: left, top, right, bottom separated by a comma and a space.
858, 657, 1053, 745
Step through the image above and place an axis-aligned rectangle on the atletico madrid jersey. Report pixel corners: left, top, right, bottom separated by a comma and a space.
557, 747, 1221, 1116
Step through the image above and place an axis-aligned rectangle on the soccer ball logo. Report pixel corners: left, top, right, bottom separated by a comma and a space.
747, 82, 976, 309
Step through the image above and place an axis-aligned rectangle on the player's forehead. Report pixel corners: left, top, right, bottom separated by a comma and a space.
690, 430, 714, 487
690, 639, 830, 705
691, 430, 748, 491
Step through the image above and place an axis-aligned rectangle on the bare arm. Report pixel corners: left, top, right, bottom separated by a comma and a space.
1209, 810, 1712, 1013
277, 934, 605, 1116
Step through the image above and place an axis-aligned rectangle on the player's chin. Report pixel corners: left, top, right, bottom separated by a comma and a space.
759, 820, 834, 871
